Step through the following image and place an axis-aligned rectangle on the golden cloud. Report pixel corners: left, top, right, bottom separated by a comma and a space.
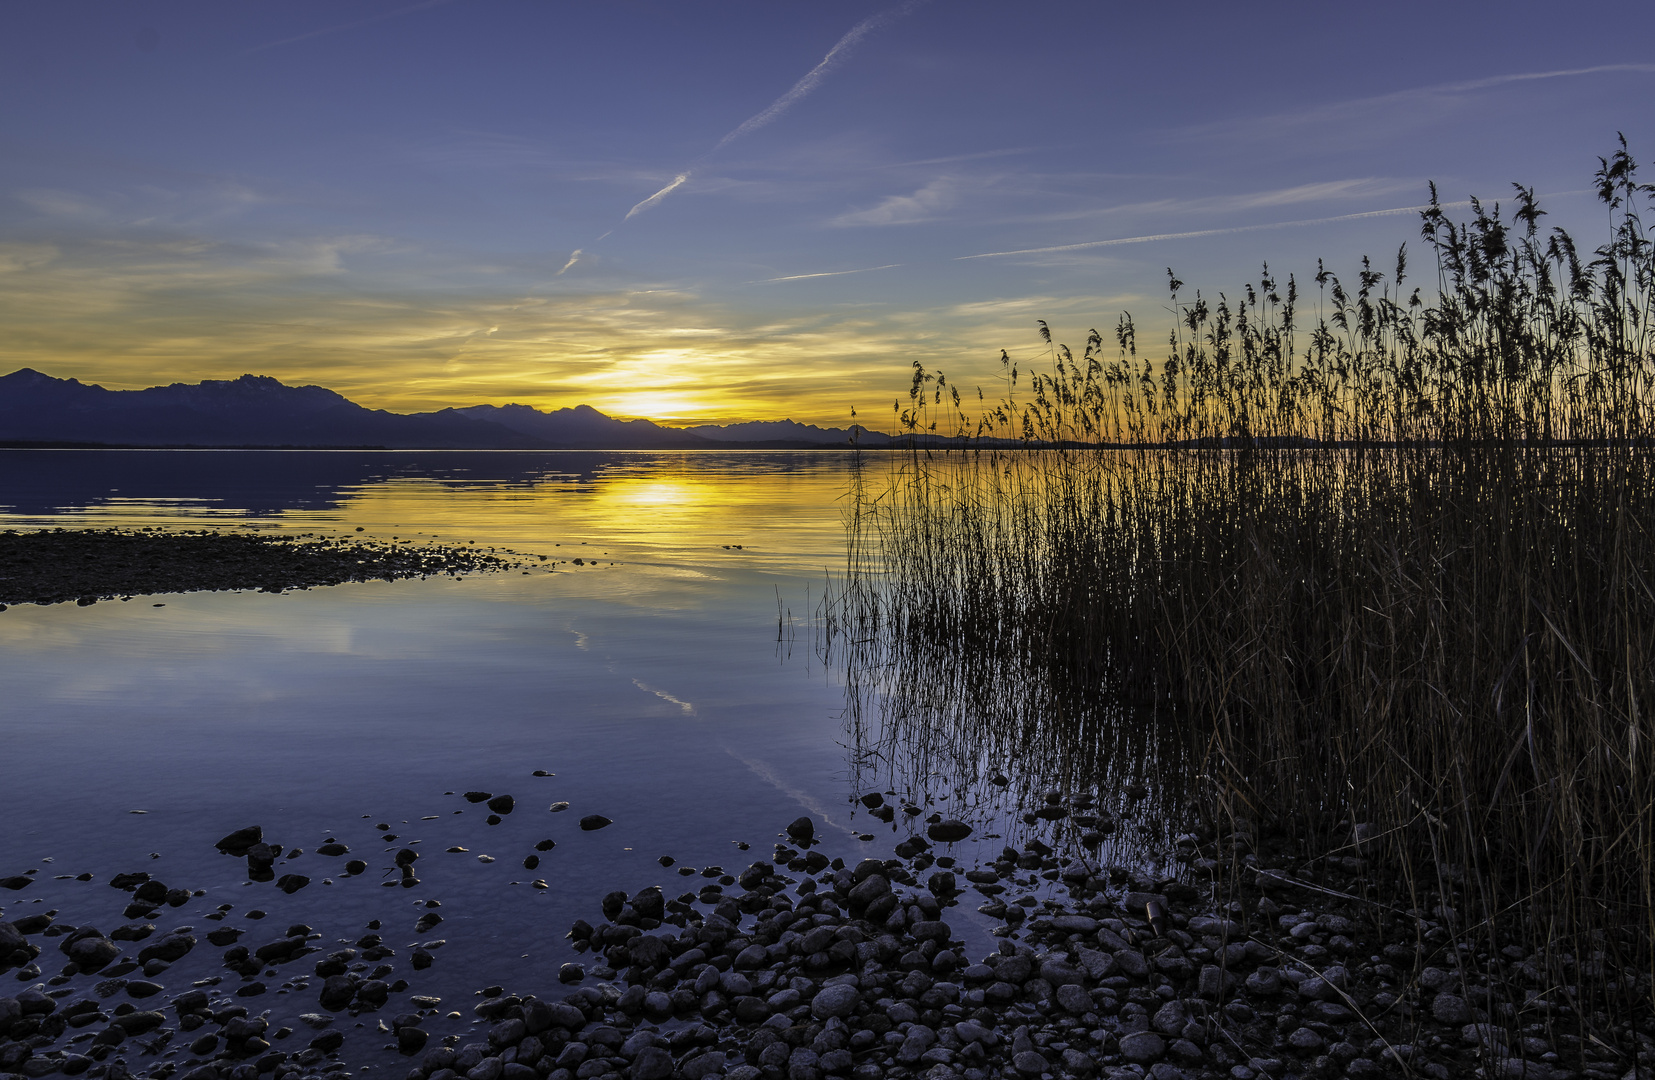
0, 229, 1145, 428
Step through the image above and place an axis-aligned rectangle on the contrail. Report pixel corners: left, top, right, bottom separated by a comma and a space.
746, 189, 1595, 288
1421, 63, 1655, 97
246, 0, 455, 53
555, 249, 583, 276
1176, 64, 1655, 145
956, 201, 1480, 261
757, 262, 904, 283
708, 0, 928, 157
621, 0, 927, 224
624, 174, 690, 221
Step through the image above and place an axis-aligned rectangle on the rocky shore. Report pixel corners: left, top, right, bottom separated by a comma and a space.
0, 528, 540, 608
4, 804, 1649, 1080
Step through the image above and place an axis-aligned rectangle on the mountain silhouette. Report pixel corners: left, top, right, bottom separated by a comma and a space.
0, 369, 535, 448
683, 419, 897, 447
451, 403, 712, 448
0, 369, 895, 449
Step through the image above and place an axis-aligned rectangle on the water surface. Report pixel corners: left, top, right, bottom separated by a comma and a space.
0, 450, 895, 1066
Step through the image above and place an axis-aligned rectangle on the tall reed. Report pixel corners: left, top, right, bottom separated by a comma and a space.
832, 141, 1655, 1042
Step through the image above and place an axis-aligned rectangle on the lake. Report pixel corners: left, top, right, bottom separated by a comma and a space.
0, 449, 1065, 1073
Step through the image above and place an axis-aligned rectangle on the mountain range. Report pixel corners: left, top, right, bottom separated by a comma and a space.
0, 369, 898, 450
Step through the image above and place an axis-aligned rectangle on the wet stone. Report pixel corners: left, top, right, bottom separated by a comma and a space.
310, 1029, 345, 1053
215, 827, 262, 856
926, 820, 972, 843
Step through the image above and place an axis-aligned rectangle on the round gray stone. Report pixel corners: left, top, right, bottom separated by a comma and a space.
1431, 993, 1474, 1025
1119, 1030, 1166, 1064
810, 983, 860, 1020
1287, 1026, 1324, 1051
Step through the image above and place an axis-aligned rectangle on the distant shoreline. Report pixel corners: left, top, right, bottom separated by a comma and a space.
0, 439, 870, 452
7, 438, 1650, 452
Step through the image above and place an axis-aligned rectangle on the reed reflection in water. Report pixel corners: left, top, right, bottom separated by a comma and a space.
824, 452, 1192, 890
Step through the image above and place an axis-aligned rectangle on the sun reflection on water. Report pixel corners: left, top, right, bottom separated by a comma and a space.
0, 449, 863, 583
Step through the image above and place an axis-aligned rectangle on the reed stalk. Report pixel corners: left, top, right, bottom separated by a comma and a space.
830, 140, 1655, 1046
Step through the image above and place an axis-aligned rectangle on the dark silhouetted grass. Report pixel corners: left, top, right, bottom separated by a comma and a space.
830, 140, 1655, 1046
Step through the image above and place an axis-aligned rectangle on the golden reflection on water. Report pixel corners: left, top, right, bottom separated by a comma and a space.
0, 451, 860, 579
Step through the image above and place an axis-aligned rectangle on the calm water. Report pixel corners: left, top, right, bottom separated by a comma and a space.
1, 449, 963, 1068
0, 449, 1144, 1074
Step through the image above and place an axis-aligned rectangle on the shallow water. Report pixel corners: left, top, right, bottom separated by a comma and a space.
0, 451, 922, 1064
0, 449, 1160, 1076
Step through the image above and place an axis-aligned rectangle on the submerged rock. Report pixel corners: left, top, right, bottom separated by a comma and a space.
926, 819, 973, 843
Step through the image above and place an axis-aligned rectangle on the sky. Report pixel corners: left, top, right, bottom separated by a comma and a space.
1, 1, 1653, 427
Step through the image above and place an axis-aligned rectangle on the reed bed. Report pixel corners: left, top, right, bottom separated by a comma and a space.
829, 141, 1655, 1037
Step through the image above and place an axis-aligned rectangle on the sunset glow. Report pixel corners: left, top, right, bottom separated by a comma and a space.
2, 3, 1651, 425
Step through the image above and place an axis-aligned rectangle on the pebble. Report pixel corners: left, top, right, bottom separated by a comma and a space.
1432, 992, 1475, 1025
1119, 1030, 1167, 1063
808, 983, 859, 1019
3, 803, 1622, 1080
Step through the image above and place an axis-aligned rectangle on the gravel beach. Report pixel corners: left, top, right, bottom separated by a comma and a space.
4, 799, 1649, 1080
0, 529, 539, 608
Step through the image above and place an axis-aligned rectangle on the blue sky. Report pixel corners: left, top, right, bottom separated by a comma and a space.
2, 0, 1652, 424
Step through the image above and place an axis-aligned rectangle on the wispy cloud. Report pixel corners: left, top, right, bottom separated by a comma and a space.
246, 0, 456, 54
830, 179, 954, 227
555, 249, 583, 276
0, 219, 1079, 426
0, 243, 58, 274
15, 189, 111, 221
1177, 63, 1655, 144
